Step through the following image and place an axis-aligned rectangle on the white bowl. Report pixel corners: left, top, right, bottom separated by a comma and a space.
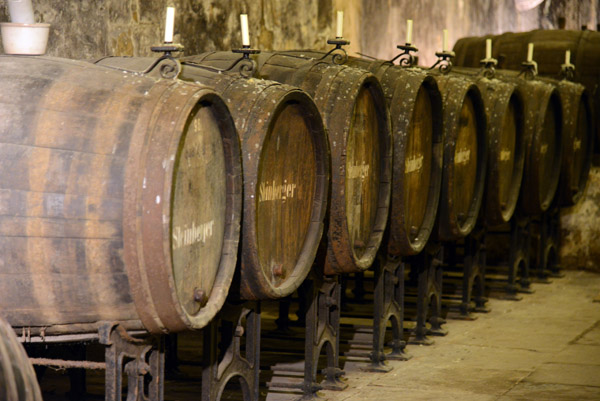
1, 22, 50, 55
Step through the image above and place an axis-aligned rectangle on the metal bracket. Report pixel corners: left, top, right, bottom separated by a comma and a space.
391, 43, 418, 67
319, 38, 350, 65
504, 215, 534, 299
533, 204, 563, 281
459, 227, 489, 318
146, 44, 184, 79
201, 303, 260, 401
519, 60, 538, 80
99, 322, 164, 401
368, 255, 410, 370
479, 56, 498, 79
408, 244, 446, 345
429, 50, 455, 74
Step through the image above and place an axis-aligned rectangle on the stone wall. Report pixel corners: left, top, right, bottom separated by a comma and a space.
0, 0, 598, 270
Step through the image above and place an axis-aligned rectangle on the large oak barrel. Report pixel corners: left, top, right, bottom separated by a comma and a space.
454, 30, 597, 203
488, 71, 563, 215
0, 316, 42, 401
343, 58, 443, 256
0, 56, 242, 335
95, 56, 330, 300
539, 79, 593, 206
183, 52, 393, 275
427, 72, 487, 240
451, 67, 526, 226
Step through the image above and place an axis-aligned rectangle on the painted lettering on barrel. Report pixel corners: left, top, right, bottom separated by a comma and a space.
405, 154, 423, 173
499, 149, 511, 161
347, 161, 370, 179
172, 220, 215, 250
455, 149, 471, 165
259, 180, 297, 202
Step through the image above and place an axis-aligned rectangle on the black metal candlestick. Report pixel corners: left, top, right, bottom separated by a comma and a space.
430, 50, 455, 74
391, 43, 418, 67
560, 62, 575, 81
146, 43, 184, 79
479, 56, 498, 79
519, 60, 538, 80
320, 37, 350, 65
231, 45, 261, 77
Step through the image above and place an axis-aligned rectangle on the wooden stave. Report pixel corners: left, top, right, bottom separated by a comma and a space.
450, 67, 526, 226
453, 31, 597, 202
344, 59, 444, 256
0, 56, 243, 335
428, 72, 488, 240
184, 52, 393, 275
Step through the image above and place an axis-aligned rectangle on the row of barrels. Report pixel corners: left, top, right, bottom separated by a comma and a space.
0, 29, 596, 398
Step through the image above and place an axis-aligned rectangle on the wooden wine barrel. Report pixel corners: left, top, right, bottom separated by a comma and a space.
454, 30, 597, 201
343, 58, 443, 256
490, 72, 563, 214
427, 72, 487, 240
450, 67, 526, 226
95, 56, 330, 301
183, 52, 393, 275
539, 79, 593, 206
0, 317, 42, 401
0, 56, 242, 335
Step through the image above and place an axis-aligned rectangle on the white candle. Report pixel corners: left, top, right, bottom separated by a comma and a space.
565, 50, 571, 64
442, 29, 448, 52
240, 14, 250, 46
406, 19, 413, 44
164, 7, 175, 43
336, 11, 344, 38
527, 42, 534, 62
485, 38, 492, 59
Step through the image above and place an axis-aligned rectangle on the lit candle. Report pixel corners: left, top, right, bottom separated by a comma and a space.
406, 19, 413, 44
164, 7, 175, 43
240, 14, 250, 47
527, 42, 534, 62
565, 49, 571, 64
336, 11, 344, 38
485, 38, 492, 59
442, 29, 448, 52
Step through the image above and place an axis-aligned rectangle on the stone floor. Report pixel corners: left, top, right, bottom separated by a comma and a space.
321, 270, 600, 401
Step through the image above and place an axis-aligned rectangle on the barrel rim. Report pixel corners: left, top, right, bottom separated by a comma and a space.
123, 84, 242, 333
240, 87, 329, 299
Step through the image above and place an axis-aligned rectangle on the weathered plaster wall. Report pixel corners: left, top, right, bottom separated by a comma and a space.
0, 0, 598, 270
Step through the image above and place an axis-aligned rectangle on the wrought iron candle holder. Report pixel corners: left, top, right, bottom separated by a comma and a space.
519, 60, 538, 80
147, 43, 185, 79
391, 43, 418, 67
231, 45, 261, 77
320, 38, 350, 65
560, 62, 575, 81
479, 56, 498, 79
430, 50, 455, 74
